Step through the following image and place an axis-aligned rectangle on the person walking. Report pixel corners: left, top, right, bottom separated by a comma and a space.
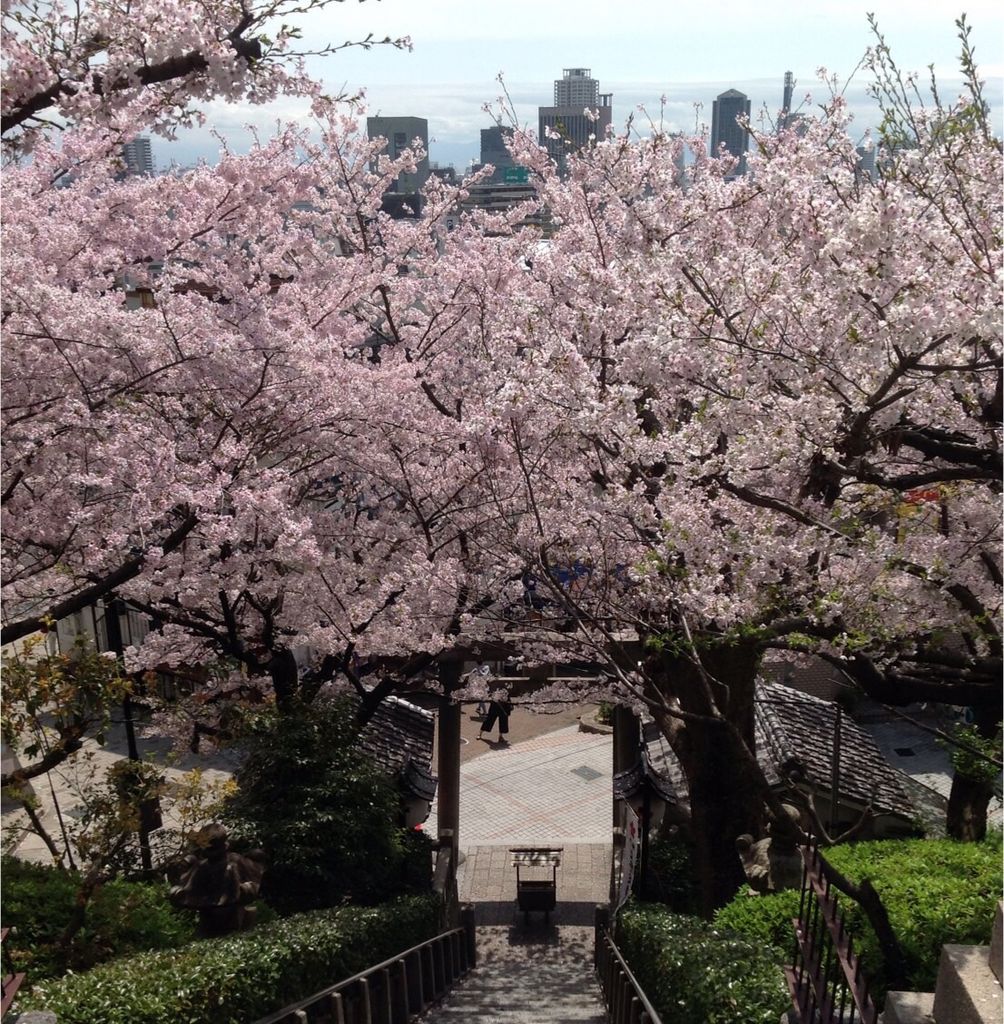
478, 690, 513, 744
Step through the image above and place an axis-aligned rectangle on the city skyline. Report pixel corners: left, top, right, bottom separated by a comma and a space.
153, 0, 1004, 170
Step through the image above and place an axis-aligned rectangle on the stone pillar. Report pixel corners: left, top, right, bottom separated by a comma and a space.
437, 677, 462, 867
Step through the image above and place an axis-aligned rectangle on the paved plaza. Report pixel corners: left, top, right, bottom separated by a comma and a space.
427, 724, 613, 847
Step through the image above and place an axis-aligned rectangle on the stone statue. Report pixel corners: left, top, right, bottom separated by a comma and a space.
735, 804, 804, 893
168, 823, 266, 937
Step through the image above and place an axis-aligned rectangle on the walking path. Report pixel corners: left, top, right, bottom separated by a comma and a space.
421, 723, 612, 1023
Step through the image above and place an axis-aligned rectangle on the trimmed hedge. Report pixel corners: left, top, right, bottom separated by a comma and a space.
616, 903, 789, 1024
20, 893, 442, 1024
714, 835, 1003, 1001
1, 857, 195, 983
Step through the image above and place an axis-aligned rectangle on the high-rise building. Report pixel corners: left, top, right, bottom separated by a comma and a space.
121, 136, 154, 176
781, 72, 795, 126
366, 116, 430, 194
710, 89, 751, 177
479, 126, 516, 182
538, 68, 612, 178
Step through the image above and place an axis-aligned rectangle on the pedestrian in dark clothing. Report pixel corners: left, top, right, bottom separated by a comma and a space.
478, 691, 512, 743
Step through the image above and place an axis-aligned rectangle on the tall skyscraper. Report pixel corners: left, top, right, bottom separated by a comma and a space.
781, 72, 795, 128
366, 116, 430, 193
480, 126, 516, 182
121, 136, 154, 176
710, 89, 751, 177
538, 68, 612, 178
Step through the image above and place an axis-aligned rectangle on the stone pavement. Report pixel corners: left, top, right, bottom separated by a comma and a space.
420, 724, 613, 1023
427, 725, 613, 847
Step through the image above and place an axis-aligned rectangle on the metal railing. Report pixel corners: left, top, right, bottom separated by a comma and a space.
594, 907, 664, 1024
252, 907, 476, 1024
786, 841, 878, 1024
1, 928, 26, 1021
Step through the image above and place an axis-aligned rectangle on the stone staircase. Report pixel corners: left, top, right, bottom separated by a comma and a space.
415, 921, 608, 1023
883, 901, 1003, 1024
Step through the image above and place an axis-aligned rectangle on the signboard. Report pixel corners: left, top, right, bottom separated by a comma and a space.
503, 166, 529, 184
616, 804, 641, 909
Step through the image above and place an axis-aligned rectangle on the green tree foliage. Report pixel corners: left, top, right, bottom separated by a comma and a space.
1, 633, 130, 806
222, 697, 409, 913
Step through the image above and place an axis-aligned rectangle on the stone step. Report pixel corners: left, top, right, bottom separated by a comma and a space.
416, 923, 608, 1024
932, 944, 1003, 1024
882, 990, 936, 1024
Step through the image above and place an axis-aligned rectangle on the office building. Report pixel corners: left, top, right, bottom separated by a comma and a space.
538, 68, 612, 178
710, 89, 751, 177
366, 116, 430, 193
121, 136, 154, 176
479, 126, 517, 182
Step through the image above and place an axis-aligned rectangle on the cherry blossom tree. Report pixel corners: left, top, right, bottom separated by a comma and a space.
4, 0, 1000, 916
443, 37, 1000, 899
2, 0, 520, 758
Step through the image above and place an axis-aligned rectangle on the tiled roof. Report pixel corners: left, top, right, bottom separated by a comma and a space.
642, 680, 915, 820
355, 695, 437, 800
755, 680, 914, 817
612, 754, 678, 806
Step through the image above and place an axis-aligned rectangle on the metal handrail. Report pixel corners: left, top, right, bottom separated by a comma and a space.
595, 925, 664, 1024
252, 908, 476, 1024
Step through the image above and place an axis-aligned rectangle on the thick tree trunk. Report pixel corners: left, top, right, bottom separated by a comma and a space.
648, 641, 766, 915
946, 771, 994, 841
685, 724, 765, 912
946, 705, 1000, 842
268, 649, 300, 711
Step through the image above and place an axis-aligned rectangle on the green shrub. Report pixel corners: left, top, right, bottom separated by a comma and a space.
20, 892, 442, 1024
714, 835, 1003, 1002
643, 833, 700, 912
616, 902, 789, 1024
1, 857, 194, 983
222, 698, 411, 914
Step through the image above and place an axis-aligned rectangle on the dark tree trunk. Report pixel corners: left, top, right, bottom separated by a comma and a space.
946, 705, 999, 842
648, 641, 766, 916
268, 649, 300, 711
946, 771, 994, 841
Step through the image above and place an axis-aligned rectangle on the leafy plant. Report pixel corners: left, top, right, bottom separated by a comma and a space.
19, 893, 442, 1024
939, 723, 1002, 784
616, 902, 788, 1024
1, 857, 195, 984
643, 833, 700, 913
714, 836, 1003, 1003
222, 697, 411, 913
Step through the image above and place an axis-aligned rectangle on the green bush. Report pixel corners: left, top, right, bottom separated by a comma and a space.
616, 902, 789, 1024
643, 833, 700, 912
714, 835, 1003, 1002
222, 698, 412, 914
20, 892, 442, 1024
1, 857, 194, 983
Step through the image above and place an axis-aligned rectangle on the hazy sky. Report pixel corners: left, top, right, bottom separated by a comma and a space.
159, 0, 1004, 170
